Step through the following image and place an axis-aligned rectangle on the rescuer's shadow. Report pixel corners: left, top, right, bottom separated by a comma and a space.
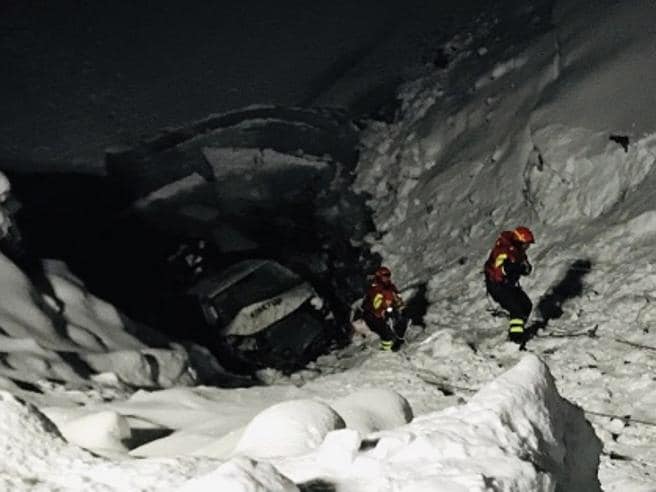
403, 282, 428, 328
298, 479, 337, 492
523, 259, 592, 344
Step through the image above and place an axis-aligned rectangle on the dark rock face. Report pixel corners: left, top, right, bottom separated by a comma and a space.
6, 106, 378, 375
106, 106, 360, 199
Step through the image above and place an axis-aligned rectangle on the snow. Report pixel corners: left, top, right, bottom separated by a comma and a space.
234, 399, 346, 459
56, 410, 132, 457
0, 348, 601, 491
0, 390, 213, 491
203, 148, 329, 178
177, 457, 299, 492
0, 250, 235, 396
201, 147, 332, 221
0, 248, 604, 489
134, 173, 208, 210
210, 354, 599, 491
352, 0, 656, 488
2, 0, 656, 490
331, 388, 413, 435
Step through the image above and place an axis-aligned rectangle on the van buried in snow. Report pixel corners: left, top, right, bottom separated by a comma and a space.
187, 259, 334, 373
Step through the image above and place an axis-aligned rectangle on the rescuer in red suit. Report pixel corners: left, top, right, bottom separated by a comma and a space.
484, 226, 535, 343
361, 266, 406, 351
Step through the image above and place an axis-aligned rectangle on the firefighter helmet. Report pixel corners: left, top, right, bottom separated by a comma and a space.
512, 226, 535, 245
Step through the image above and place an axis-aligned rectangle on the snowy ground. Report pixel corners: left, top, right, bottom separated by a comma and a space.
0, 251, 598, 490
354, 0, 656, 489
1, 0, 656, 490
0, 338, 601, 491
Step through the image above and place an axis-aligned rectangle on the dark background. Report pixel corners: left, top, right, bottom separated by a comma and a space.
1, 0, 482, 171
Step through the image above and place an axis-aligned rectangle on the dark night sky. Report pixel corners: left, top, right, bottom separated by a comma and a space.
1, 1, 483, 170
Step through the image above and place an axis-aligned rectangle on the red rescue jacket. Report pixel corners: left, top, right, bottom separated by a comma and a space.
484, 231, 531, 285
363, 280, 402, 318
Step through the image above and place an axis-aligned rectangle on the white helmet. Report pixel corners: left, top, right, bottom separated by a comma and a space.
0, 171, 10, 203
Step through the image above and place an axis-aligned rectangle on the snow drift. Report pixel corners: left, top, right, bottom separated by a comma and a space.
2, 0, 655, 489
0, 354, 600, 491
0, 390, 211, 491
0, 346, 601, 492
354, 0, 656, 488
0, 251, 226, 396
234, 399, 346, 459
356, 0, 656, 281
186, 354, 601, 491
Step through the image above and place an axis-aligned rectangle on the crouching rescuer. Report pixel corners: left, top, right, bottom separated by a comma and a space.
484, 226, 534, 343
362, 266, 407, 351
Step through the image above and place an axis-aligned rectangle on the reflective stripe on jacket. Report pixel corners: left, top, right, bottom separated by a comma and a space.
484, 231, 528, 284
364, 281, 401, 318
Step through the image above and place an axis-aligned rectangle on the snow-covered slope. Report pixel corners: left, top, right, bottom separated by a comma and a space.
0, 390, 214, 490
355, 0, 656, 488
3, 0, 656, 490
0, 354, 599, 491
0, 244, 604, 489
0, 252, 229, 400
251, 355, 599, 492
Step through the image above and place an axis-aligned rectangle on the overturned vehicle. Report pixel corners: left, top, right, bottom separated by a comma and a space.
94, 106, 374, 373
187, 259, 337, 373
2, 106, 375, 378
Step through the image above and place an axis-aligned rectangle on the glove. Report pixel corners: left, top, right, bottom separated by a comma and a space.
521, 261, 533, 275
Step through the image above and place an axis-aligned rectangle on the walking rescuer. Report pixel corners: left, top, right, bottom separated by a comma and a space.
361, 266, 406, 351
484, 226, 535, 343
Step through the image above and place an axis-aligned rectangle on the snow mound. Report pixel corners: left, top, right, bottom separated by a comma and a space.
177, 456, 299, 492
0, 252, 223, 393
57, 410, 131, 456
234, 399, 346, 459
178, 354, 601, 491
0, 341, 601, 490
190, 389, 413, 461
0, 253, 75, 352
277, 354, 602, 490
127, 385, 412, 461
0, 390, 214, 490
466, 354, 601, 491
331, 388, 413, 435
0, 390, 73, 456
526, 127, 655, 225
